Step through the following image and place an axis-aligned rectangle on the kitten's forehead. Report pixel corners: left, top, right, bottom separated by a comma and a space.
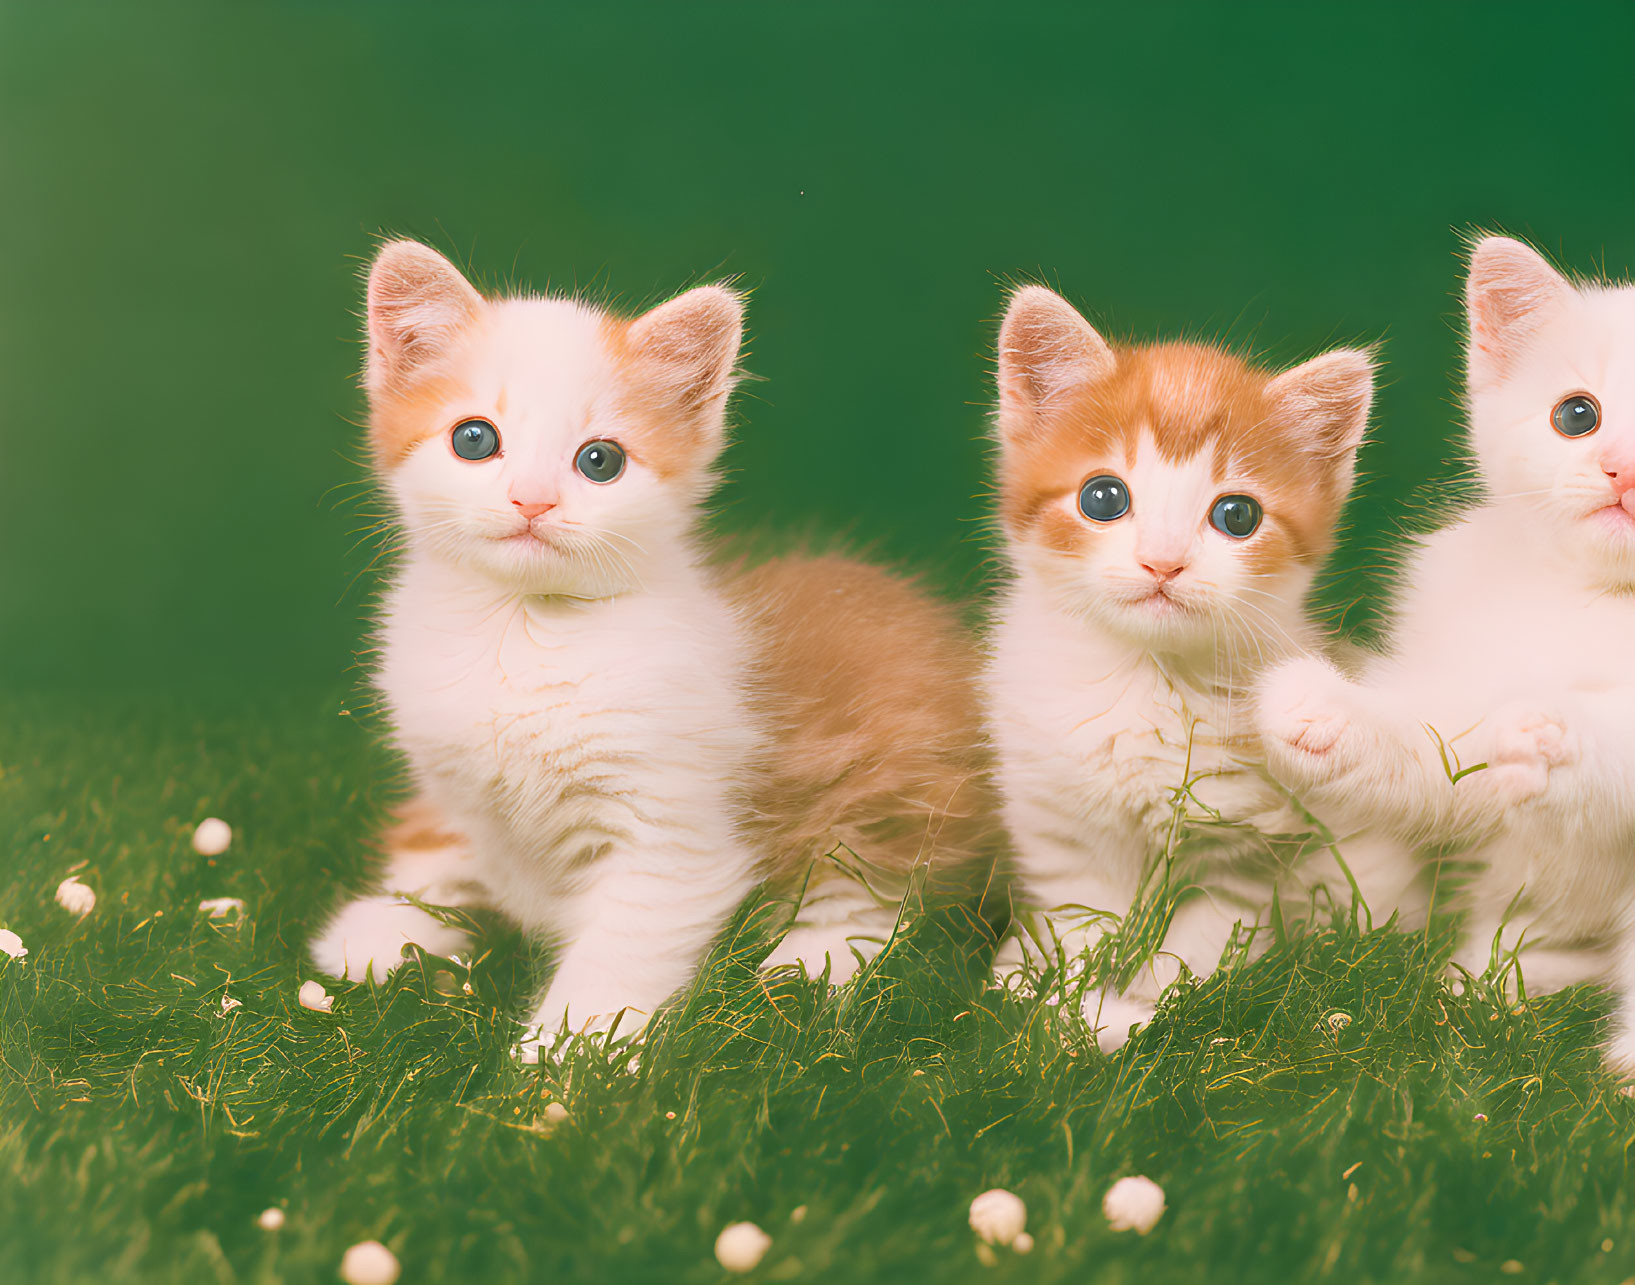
472, 297, 614, 393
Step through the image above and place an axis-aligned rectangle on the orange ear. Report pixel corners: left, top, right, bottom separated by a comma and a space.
1465, 236, 1572, 391
622, 285, 744, 440
365, 240, 483, 394
996, 286, 1115, 446
1267, 347, 1375, 464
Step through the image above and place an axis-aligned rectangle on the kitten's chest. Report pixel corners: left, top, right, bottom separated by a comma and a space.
1066, 669, 1272, 829
386, 599, 629, 803
377, 574, 736, 851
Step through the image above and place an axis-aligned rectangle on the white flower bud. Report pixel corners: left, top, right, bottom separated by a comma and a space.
192, 818, 232, 856
714, 1222, 771, 1273
1103, 1175, 1166, 1234
256, 1207, 285, 1231
968, 1188, 1027, 1246
339, 1240, 400, 1285
55, 876, 96, 917
298, 981, 334, 1013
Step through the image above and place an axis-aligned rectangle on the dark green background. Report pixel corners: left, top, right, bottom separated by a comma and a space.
4, 1, 1633, 692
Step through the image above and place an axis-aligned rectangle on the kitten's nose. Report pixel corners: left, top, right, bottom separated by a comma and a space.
512, 499, 555, 520
1140, 558, 1187, 583
1602, 457, 1635, 495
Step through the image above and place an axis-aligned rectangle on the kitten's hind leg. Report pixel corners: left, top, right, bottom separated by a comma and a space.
759, 869, 901, 988
311, 798, 491, 985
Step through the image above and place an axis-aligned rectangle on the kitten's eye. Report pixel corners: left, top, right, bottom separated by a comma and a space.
1078, 475, 1130, 523
1209, 494, 1262, 539
1551, 393, 1601, 438
451, 418, 500, 461
575, 439, 627, 484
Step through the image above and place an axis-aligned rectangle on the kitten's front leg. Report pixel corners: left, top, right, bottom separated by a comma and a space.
515, 844, 756, 1063
311, 799, 490, 984
1258, 658, 1460, 841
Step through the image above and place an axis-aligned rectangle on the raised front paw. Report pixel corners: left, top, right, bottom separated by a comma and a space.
1256, 658, 1361, 784
310, 894, 470, 985
1475, 705, 1578, 805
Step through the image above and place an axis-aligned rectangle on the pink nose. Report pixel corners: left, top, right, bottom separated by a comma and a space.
1140, 558, 1187, 583
512, 500, 555, 520
1603, 458, 1635, 496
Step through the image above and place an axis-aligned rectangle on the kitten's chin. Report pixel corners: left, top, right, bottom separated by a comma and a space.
1096, 590, 1210, 647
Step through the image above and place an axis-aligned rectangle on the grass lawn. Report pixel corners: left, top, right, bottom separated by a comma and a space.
3, 688, 1632, 1284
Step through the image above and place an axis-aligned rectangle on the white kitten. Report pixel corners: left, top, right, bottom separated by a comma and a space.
985, 286, 1398, 1049
1258, 236, 1635, 1072
313, 241, 761, 1059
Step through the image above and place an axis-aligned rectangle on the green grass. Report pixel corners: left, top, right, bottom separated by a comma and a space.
3, 690, 1634, 1284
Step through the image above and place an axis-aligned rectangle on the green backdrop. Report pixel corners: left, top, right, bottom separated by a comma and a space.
4, 1, 1633, 692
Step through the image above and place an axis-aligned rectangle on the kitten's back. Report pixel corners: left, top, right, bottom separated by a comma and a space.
723, 553, 1003, 893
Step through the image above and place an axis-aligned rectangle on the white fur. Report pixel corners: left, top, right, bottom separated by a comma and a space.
312, 252, 763, 1055
1258, 239, 1635, 1071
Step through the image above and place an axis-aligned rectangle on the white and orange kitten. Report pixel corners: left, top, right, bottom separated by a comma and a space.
1258, 237, 1635, 1073
985, 286, 1407, 1048
312, 242, 997, 1059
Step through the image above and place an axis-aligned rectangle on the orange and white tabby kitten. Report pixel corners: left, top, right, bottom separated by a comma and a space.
311, 242, 997, 1060
985, 286, 1416, 1049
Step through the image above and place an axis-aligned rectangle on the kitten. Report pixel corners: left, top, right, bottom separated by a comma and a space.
1257, 236, 1635, 1073
312, 242, 998, 1059
985, 285, 1397, 1049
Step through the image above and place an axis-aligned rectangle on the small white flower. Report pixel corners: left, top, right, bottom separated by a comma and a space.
1103, 1175, 1166, 1234
1012, 1232, 1034, 1254
198, 897, 246, 921
256, 1207, 285, 1231
339, 1240, 400, 1285
221, 994, 242, 1015
714, 1222, 771, 1274
55, 876, 96, 917
298, 980, 334, 1013
968, 1188, 1027, 1246
528, 1101, 569, 1135
0, 929, 28, 960
192, 818, 233, 857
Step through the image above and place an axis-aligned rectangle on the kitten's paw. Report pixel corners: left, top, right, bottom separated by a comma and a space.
1082, 989, 1155, 1053
1257, 659, 1360, 781
1478, 705, 1578, 804
759, 926, 877, 988
513, 1014, 644, 1069
310, 894, 470, 985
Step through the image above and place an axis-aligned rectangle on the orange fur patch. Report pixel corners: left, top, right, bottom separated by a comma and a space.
722, 554, 1003, 901
1000, 342, 1352, 570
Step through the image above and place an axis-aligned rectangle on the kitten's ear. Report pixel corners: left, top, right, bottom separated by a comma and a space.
996, 286, 1115, 443
365, 240, 483, 392
623, 285, 744, 434
1267, 348, 1375, 465
1465, 236, 1573, 390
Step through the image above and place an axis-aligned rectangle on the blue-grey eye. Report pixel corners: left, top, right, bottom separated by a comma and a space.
1209, 494, 1262, 539
1552, 393, 1600, 438
451, 418, 500, 461
575, 439, 626, 483
1078, 474, 1130, 522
